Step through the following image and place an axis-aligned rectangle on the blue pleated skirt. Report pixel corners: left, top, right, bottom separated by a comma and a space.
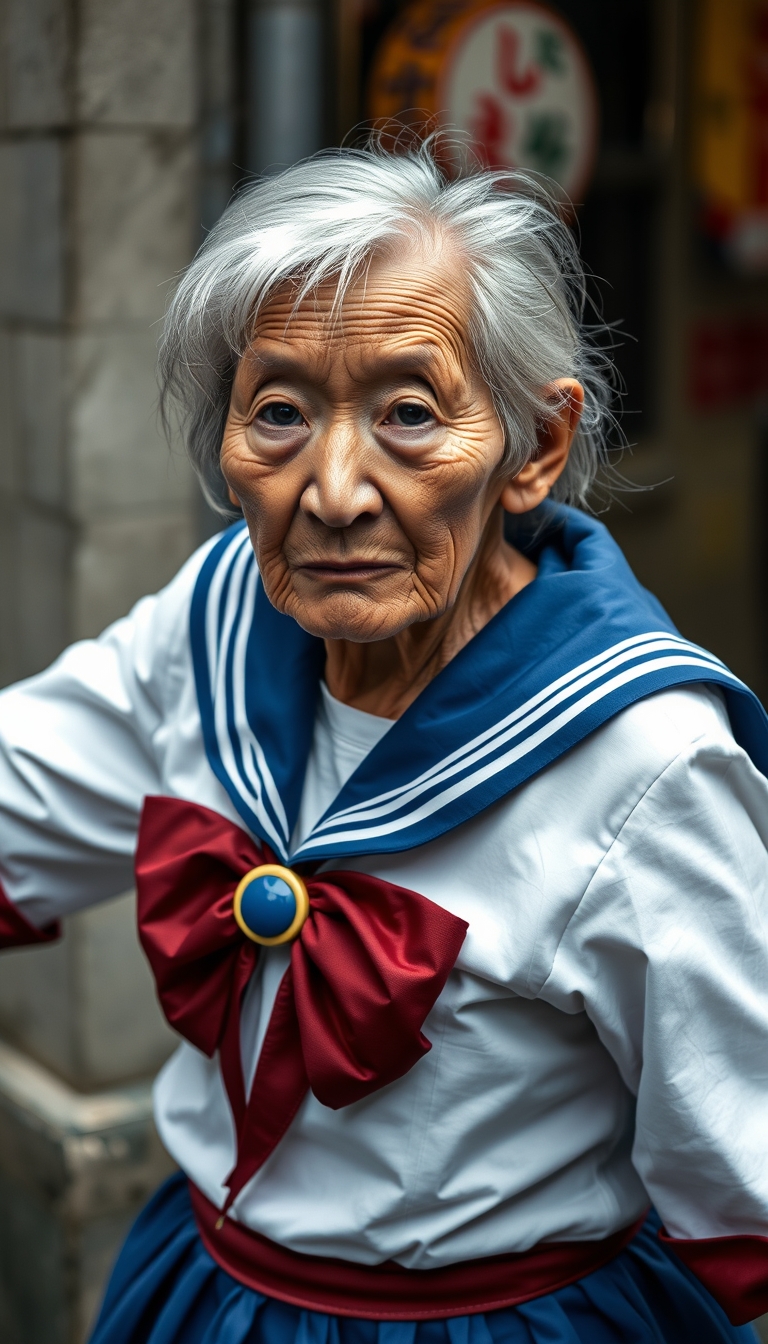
89, 1174, 757, 1344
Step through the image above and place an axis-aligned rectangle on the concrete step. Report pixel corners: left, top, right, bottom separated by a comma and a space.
0, 1037, 174, 1344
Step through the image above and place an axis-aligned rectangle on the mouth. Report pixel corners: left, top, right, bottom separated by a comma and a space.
297, 560, 403, 582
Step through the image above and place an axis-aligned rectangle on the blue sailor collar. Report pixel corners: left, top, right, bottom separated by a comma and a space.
190, 504, 768, 862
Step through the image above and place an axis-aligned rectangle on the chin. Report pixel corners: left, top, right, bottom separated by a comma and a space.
284, 592, 414, 644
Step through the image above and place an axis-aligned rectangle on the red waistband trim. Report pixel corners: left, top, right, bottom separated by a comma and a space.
659, 1227, 768, 1326
190, 1181, 646, 1320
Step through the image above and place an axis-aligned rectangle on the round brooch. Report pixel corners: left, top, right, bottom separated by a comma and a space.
233, 865, 309, 946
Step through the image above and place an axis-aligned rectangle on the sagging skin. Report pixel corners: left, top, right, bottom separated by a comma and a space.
220, 242, 584, 720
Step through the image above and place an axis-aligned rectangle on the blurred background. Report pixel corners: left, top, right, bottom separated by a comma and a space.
0, 0, 767, 1339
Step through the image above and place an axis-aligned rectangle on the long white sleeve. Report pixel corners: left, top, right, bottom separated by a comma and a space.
545, 720, 768, 1240
0, 541, 216, 927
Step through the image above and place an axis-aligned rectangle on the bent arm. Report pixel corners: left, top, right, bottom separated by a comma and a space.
545, 725, 768, 1324
0, 543, 213, 940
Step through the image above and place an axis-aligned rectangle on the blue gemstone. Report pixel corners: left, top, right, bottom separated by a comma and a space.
239, 873, 297, 939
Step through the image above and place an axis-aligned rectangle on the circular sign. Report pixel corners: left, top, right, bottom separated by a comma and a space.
368, 0, 599, 201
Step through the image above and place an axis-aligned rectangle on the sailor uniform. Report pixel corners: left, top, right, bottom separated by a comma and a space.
0, 506, 767, 1341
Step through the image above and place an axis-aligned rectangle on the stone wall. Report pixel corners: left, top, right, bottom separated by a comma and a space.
0, 0, 207, 1082
0, 0, 201, 687
0, 1037, 174, 1344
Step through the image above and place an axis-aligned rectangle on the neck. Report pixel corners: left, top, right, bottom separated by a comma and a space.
323, 508, 537, 719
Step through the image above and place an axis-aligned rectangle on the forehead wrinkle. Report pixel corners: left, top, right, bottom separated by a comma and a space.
244, 328, 469, 406
252, 250, 473, 374
255, 291, 466, 338
347, 337, 469, 399
241, 337, 334, 389
252, 301, 472, 394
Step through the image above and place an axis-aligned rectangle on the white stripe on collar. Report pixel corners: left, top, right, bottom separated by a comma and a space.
300, 645, 740, 852
191, 519, 763, 863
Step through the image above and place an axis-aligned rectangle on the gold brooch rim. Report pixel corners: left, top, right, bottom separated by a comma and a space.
233, 864, 309, 946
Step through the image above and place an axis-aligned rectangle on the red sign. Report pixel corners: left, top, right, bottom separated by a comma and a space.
368, 0, 599, 201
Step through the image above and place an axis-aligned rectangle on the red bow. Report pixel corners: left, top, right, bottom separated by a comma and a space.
135, 796, 468, 1213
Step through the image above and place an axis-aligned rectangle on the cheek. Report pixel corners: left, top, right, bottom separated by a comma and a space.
220, 428, 301, 548
396, 430, 501, 554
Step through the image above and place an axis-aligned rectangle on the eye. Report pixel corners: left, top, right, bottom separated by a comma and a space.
257, 401, 304, 427
388, 402, 435, 427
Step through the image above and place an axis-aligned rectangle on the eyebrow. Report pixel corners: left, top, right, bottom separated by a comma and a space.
243, 341, 461, 386
356, 345, 452, 379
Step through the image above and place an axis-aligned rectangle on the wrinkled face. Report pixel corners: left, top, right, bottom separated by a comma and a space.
220, 246, 508, 642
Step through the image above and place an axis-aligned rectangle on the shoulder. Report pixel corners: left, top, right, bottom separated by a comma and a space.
505, 682, 742, 875
597, 680, 734, 759
543, 683, 768, 1016
528, 683, 768, 997
578, 682, 762, 847
372, 683, 756, 992
0, 531, 229, 728
532, 681, 743, 835
539, 681, 759, 902
600, 683, 768, 871
554, 682, 768, 952
572, 681, 739, 799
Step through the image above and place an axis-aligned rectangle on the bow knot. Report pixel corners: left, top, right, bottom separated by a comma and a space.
136, 796, 467, 1214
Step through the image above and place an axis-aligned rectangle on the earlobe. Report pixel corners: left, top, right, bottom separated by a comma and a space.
227, 486, 241, 508
500, 378, 584, 515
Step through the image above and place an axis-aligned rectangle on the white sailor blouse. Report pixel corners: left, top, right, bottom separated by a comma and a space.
1, 506, 768, 1323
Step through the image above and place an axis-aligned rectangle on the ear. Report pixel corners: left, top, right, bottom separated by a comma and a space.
227, 486, 241, 507
499, 379, 584, 515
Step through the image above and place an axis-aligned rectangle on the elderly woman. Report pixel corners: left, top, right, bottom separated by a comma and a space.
1, 143, 767, 1344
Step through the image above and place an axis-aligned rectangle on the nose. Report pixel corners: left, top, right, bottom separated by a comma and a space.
299, 421, 382, 528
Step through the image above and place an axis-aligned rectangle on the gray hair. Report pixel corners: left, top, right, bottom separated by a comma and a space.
160, 136, 617, 514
